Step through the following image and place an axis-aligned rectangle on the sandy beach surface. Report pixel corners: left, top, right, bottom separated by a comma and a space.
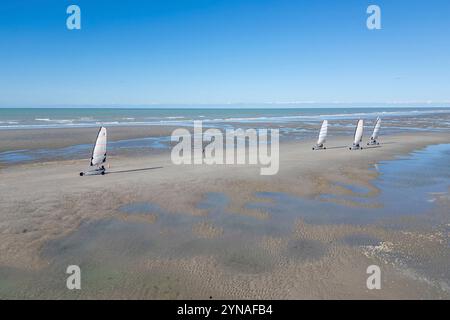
0, 129, 449, 299
0, 126, 181, 153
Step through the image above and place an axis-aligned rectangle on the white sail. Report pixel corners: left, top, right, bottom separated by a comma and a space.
317, 120, 328, 145
371, 117, 381, 140
353, 119, 364, 145
90, 127, 107, 167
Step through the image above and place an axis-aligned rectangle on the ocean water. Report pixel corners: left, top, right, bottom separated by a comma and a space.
1, 107, 450, 130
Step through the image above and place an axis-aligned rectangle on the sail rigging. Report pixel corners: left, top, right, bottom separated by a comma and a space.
317, 120, 328, 145
90, 127, 107, 167
353, 119, 364, 146
371, 117, 381, 140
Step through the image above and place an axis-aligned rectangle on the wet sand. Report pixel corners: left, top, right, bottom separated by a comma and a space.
0, 126, 184, 153
0, 131, 449, 299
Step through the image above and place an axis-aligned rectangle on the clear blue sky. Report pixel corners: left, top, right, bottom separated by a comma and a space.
0, 0, 449, 107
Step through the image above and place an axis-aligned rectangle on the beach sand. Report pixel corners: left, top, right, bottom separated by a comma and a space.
0, 126, 182, 153
0, 130, 449, 299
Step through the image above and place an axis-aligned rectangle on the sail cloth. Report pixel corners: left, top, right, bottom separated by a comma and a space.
90, 127, 107, 166
353, 120, 364, 145
371, 117, 381, 140
317, 120, 328, 145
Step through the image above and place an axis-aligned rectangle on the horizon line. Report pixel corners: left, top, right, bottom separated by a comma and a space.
2, 101, 450, 109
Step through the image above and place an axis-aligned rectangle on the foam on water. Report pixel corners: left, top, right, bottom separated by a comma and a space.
1, 107, 450, 129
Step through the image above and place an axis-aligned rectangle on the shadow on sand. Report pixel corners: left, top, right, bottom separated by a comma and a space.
317, 144, 389, 151
106, 166, 163, 175
377, 141, 395, 145
324, 145, 349, 150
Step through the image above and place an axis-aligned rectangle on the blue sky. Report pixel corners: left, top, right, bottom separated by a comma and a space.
0, 0, 449, 107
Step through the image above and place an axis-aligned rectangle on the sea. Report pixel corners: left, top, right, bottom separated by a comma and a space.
1, 107, 450, 130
